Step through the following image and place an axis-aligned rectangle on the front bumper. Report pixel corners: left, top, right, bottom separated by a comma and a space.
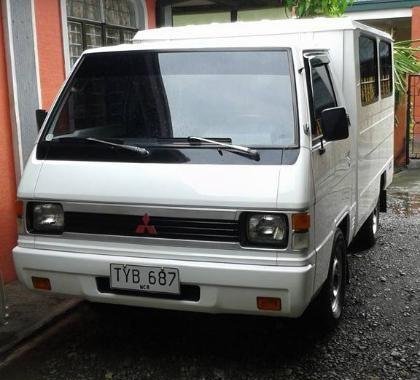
13, 246, 315, 317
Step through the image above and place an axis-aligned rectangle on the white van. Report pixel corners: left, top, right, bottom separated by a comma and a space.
14, 18, 394, 325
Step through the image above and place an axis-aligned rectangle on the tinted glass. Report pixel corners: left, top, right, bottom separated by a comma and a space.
310, 64, 337, 139
46, 51, 296, 148
359, 36, 379, 106
379, 40, 393, 98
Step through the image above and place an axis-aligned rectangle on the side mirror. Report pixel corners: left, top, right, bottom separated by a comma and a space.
36, 109, 48, 131
320, 107, 349, 142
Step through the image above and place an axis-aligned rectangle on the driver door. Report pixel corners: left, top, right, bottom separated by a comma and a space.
305, 53, 351, 291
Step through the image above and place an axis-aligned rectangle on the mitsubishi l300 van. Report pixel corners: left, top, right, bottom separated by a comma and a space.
14, 18, 394, 325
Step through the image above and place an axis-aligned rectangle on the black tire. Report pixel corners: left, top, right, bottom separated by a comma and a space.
356, 200, 380, 249
313, 229, 347, 328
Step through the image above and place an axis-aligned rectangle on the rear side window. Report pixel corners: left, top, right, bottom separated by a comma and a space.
379, 40, 393, 98
310, 63, 337, 140
359, 35, 379, 106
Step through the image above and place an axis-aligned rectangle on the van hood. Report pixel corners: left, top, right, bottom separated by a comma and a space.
19, 149, 312, 210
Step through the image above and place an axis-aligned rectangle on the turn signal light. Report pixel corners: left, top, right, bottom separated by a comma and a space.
32, 277, 51, 291
257, 297, 281, 311
292, 213, 310, 232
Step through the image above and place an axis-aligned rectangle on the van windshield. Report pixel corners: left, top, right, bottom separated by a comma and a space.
43, 50, 297, 150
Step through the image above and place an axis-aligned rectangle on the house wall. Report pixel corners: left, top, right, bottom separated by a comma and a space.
146, 0, 156, 28
411, 6, 420, 161
34, 0, 66, 110
0, 0, 154, 283
3, 0, 41, 177
0, 0, 17, 283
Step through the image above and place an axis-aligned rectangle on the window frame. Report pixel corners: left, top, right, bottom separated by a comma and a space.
38, 47, 301, 151
359, 34, 379, 107
304, 53, 338, 146
67, 0, 138, 27
67, 17, 137, 50
67, 0, 138, 66
379, 39, 393, 99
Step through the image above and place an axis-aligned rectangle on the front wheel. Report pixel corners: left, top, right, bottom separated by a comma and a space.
314, 229, 347, 327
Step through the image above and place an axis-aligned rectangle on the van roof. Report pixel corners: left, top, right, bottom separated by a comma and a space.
81, 17, 391, 56
133, 17, 391, 43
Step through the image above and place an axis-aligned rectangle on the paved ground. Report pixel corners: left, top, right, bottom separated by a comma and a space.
0, 281, 78, 357
0, 167, 419, 380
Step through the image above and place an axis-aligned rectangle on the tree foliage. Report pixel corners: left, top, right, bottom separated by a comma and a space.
284, 0, 354, 18
393, 40, 420, 99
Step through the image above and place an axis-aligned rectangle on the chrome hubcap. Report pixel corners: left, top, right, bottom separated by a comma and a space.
331, 255, 342, 315
372, 208, 378, 235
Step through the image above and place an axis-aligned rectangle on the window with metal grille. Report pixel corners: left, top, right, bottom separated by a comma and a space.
359, 35, 379, 106
67, 0, 138, 66
379, 40, 393, 98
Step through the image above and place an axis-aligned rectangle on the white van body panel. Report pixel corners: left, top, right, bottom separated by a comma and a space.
14, 246, 315, 316
34, 161, 282, 209
14, 18, 394, 317
31, 151, 312, 211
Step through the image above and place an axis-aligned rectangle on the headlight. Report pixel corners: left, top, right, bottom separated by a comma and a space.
29, 203, 64, 234
243, 213, 288, 247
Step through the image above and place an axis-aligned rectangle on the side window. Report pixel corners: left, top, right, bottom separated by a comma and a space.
379, 40, 393, 98
310, 63, 337, 140
359, 35, 379, 106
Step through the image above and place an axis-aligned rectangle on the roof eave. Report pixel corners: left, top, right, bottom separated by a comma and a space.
346, 0, 420, 13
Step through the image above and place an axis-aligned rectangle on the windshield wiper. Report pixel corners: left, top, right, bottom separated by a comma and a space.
52, 137, 150, 157
187, 136, 260, 161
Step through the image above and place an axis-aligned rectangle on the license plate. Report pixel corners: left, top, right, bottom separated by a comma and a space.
110, 264, 180, 295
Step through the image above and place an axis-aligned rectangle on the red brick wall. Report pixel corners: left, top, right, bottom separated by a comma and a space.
34, 0, 66, 110
411, 7, 420, 161
34, 0, 155, 109
0, 0, 17, 283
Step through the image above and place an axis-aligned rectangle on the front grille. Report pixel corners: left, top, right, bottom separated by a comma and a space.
96, 277, 200, 302
65, 212, 240, 242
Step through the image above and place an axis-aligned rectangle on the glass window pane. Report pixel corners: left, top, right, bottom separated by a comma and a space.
380, 41, 393, 98
311, 64, 337, 139
85, 24, 103, 49
105, 0, 136, 27
238, 7, 287, 21
106, 27, 121, 46
173, 11, 231, 27
68, 21, 83, 67
122, 30, 135, 44
48, 51, 296, 147
67, 0, 101, 22
359, 36, 379, 106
